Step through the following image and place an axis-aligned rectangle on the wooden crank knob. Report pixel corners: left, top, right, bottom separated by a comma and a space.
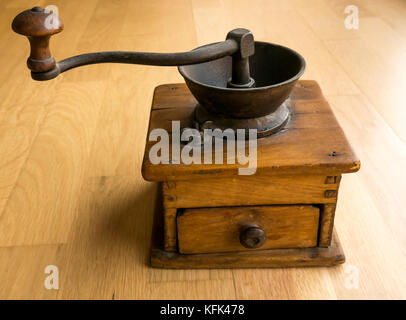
12, 6, 63, 73
239, 225, 266, 249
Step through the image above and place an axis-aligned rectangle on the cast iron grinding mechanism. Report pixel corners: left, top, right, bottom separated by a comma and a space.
12, 7, 306, 137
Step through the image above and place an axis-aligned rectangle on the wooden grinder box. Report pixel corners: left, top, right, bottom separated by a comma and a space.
142, 80, 360, 268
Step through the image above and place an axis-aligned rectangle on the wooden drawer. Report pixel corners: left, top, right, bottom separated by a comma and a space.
177, 205, 319, 254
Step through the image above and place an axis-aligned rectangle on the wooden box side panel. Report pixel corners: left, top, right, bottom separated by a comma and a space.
161, 183, 177, 252
319, 204, 337, 247
318, 175, 341, 247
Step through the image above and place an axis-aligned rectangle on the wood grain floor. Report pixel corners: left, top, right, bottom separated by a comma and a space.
1, 0, 406, 299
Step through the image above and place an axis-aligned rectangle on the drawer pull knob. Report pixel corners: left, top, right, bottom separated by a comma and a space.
239, 225, 266, 248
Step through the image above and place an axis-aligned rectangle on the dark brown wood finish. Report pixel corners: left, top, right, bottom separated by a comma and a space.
239, 225, 267, 249
12, 7, 63, 72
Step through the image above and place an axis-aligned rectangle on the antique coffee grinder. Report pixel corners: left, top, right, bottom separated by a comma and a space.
13, 7, 360, 268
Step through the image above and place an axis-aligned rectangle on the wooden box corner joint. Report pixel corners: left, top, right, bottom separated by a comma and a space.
143, 80, 360, 269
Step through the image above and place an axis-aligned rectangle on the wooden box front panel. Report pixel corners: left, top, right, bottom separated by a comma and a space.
163, 175, 339, 210
177, 205, 319, 254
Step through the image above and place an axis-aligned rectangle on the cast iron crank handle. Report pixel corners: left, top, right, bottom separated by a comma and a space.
12, 7, 255, 85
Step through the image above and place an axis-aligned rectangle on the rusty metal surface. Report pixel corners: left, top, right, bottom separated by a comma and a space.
239, 225, 267, 249
31, 39, 240, 81
225, 28, 255, 87
21, 20, 256, 83
179, 41, 305, 119
194, 101, 290, 138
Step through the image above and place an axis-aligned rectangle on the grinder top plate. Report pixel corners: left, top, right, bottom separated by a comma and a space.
142, 80, 360, 181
